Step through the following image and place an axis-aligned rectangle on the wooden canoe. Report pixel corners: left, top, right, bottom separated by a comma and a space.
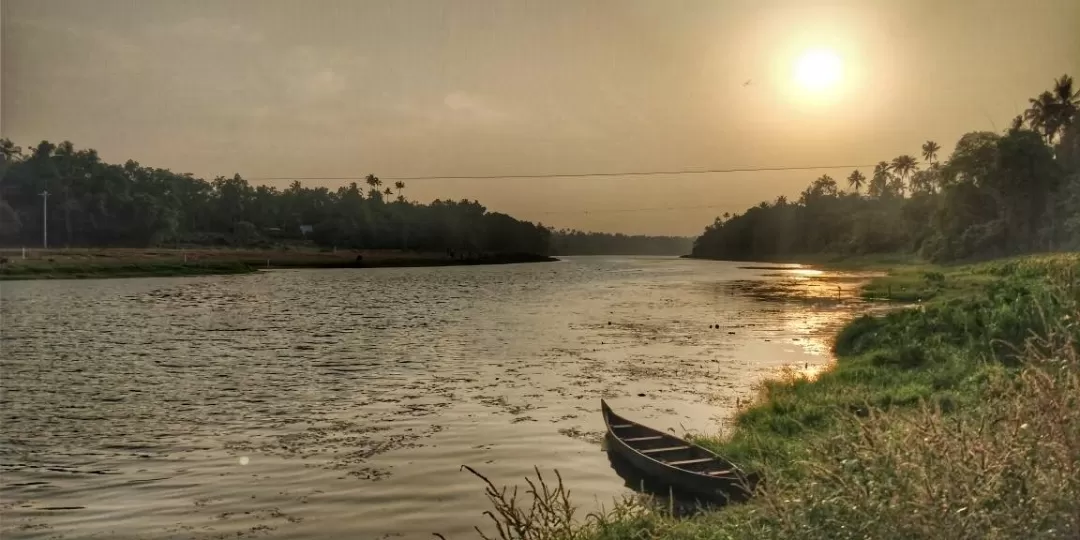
601, 399, 759, 503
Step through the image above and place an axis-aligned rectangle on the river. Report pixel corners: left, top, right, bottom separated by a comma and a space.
0, 256, 872, 539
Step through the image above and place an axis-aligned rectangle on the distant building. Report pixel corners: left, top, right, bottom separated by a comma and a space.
299, 224, 313, 236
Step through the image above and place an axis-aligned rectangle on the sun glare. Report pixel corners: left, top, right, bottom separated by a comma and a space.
794, 48, 843, 93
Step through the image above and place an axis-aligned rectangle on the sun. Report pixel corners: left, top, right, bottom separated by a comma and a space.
793, 48, 843, 92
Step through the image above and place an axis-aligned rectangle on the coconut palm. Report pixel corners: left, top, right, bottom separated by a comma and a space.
846, 169, 866, 194
1022, 75, 1079, 144
1026, 91, 1060, 143
890, 155, 919, 196
921, 141, 941, 165
365, 173, 382, 191
393, 181, 406, 199
868, 161, 891, 198
383, 187, 393, 198
1053, 74, 1079, 121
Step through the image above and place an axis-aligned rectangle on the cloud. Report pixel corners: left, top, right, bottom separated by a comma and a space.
300, 69, 347, 100
159, 17, 264, 44
441, 92, 510, 124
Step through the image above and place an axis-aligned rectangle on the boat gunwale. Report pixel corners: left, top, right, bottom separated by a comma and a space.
600, 399, 746, 480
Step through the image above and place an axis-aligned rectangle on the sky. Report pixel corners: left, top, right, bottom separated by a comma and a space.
2, 0, 1079, 236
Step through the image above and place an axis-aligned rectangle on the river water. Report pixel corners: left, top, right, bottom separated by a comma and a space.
1, 256, 873, 539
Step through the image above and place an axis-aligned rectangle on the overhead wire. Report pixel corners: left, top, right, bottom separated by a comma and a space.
244, 163, 876, 182
243, 162, 874, 216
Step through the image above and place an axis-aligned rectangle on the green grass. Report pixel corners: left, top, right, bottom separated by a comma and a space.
794, 251, 926, 270
461, 253, 1080, 540
692, 254, 1080, 478
0, 261, 256, 280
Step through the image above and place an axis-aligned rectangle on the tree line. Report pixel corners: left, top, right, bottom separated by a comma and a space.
0, 142, 550, 255
549, 230, 694, 255
691, 74, 1080, 262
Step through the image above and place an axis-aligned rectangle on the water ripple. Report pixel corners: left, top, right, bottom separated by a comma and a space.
0, 257, 867, 539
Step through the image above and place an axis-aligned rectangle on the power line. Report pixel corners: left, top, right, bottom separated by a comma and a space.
245, 163, 876, 182
537, 204, 728, 215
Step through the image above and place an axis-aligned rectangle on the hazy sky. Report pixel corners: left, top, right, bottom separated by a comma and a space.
3, 0, 1078, 235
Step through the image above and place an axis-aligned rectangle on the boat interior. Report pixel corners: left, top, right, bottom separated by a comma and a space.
607, 419, 738, 477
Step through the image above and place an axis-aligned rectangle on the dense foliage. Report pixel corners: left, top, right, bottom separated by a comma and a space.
549, 230, 693, 256
0, 144, 550, 255
692, 75, 1080, 262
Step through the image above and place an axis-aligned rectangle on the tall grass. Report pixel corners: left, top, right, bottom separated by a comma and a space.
456, 254, 1080, 540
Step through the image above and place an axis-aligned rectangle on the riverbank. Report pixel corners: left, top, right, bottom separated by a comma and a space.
0, 248, 557, 280
475, 253, 1080, 539
683, 251, 924, 271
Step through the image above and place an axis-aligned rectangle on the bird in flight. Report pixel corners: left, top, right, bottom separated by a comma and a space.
743, 79, 752, 87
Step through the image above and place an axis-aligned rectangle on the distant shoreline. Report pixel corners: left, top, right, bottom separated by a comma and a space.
0, 248, 557, 281
681, 252, 922, 270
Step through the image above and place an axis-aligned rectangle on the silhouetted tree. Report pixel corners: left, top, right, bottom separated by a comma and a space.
921, 140, 941, 165
869, 161, 891, 199
690, 74, 1079, 263
847, 170, 866, 194
0, 141, 552, 254
1026, 91, 1061, 143
890, 155, 919, 196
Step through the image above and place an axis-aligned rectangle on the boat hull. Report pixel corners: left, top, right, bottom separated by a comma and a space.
602, 400, 757, 503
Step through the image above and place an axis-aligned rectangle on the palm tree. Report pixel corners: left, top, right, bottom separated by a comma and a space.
393, 181, 406, 200
383, 187, 393, 198
846, 169, 866, 194
890, 155, 919, 196
1053, 74, 1079, 124
868, 161, 891, 198
1026, 91, 1059, 143
365, 173, 382, 191
921, 141, 941, 165
1022, 75, 1079, 144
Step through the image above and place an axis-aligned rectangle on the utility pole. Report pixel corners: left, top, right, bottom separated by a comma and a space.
40, 190, 49, 249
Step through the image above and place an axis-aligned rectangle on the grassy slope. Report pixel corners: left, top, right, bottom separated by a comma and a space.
702, 255, 1078, 476
470, 253, 1080, 539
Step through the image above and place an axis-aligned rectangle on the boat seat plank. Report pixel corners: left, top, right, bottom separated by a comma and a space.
641, 446, 690, 454
623, 436, 664, 442
666, 457, 715, 466
610, 424, 635, 429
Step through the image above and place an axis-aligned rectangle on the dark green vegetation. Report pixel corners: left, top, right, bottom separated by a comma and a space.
0, 142, 550, 255
0, 138, 699, 260
550, 231, 694, 256
691, 75, 1080, 263
706, 255, 1079, 474
466, 254, 1080, 539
